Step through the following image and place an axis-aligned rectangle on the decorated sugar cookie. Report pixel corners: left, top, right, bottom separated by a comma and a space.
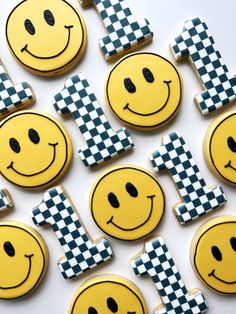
0, 110, 72, 189
150, 131, 226, 224
32, 185, 113, 279
0, 221, 48, 299
191, 216, 236, 294
90, 165, 165, 241
79, 0, 153, 61
0, 189, 13, 213
0, 60, 34, 118
105, 52, 183, 130
6, 0, 87, 76
170, 17, 236, 115
69, 275, 147, 314
204, 111, 236, 186
53, 73, 134, 167
131, 236, 208, 314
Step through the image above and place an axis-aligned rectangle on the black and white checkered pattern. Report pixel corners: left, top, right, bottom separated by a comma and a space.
31, 186, 113, 279
150, 131, 226, 224
0, 189, 13, 213
170, 17, 236, 115
53, 73, 134, 167
80, 0, 153, 60
0, 61, 34, 117
131, 237, 208, 314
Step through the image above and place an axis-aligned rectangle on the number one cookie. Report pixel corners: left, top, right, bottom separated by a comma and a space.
0, 61, 34, 117
31, 185, 113, 279
0, 188, 13, 213
131, 237, 208, 314
53, 73, 134, 167
79, 0, 153, 60
150, 131, 226, 224
170, 17, 236, 115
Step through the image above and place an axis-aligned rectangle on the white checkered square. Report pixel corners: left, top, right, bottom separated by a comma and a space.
150, 131, 226, 224
53, 73, 134, 167
0, 62, 34, 117
80, 0, 153, 60
170, 17, 236, 115
0, 189, 13, 212
131, 237, 208, 314
32, 186, 113, 279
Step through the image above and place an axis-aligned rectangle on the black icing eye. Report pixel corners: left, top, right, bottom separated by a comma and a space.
28, 128, 40, 144
44, 10, 55, 26
230, 237, 236, 252
3, 241, 15, 257
88, 307, 98, 314
124, 78, 136, 93
211, 246, 222, 261
24, 19, 35, 35
126, 182, 138, 197
143, 67, 155, 83
227, 136, 236, 152
9, 138, 20, 153
108, 193, 120, 208
107, 297, 118, 313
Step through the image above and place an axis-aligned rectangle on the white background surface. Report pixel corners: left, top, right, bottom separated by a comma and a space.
1, 0, 236, 313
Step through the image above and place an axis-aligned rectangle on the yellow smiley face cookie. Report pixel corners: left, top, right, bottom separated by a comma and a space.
6, 0, 87, 76
69, 275, 147, 314
204, 111, 236, 186
105, 52, 183, 130
0, 110, 72, 189
90, 165, 165, 241
0, 221, 48, 299
191, 216, 236, 294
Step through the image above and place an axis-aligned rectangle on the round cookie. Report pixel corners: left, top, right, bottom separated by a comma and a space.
69, 275, 147, 314
191, 216, 236, 294
90, 165, 165, 241
204, 111, 236, 186
0, 221, 48, 299
0, 110, 72, 189
6, 0, 87, 76
105, 52, 183, 130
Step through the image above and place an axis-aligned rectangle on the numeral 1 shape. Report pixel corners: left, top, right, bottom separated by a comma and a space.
131, 237, 208, 314
32, 185, 113, 279
0, 60, 34, 117
170, 17, 236, 115
79, 0, 153, 60
53, 73, 134, 167
150, 131, 226, 224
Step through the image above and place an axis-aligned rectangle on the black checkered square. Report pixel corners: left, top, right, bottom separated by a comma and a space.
0, 62, 34, 117
170, 17, 236, 115
80, 0, 153, 60
32, 186, 113, 279
150, 131, 226, 224
0, 189, 13, 212
131, 237, 208, 314
53, 73, 134, 167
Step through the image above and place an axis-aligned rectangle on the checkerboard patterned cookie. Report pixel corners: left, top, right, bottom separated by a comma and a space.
32, 186, 113, 279
131, 237, 208, 314
170, 17, 236, 115
80, 0, 153, 60
0, 188, 13, 212
53, 73, 134, 167
150, 131, 226, 224
0, 61, 34, 117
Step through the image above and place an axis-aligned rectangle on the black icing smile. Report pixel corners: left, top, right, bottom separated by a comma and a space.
224, 160, 236, 171
21, 25, 73, 59
7, 142, 58, 177
0, 254, 34, 290
123, 80, 172, 116
106, 195, 155, 231
208, 269, 236, 284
